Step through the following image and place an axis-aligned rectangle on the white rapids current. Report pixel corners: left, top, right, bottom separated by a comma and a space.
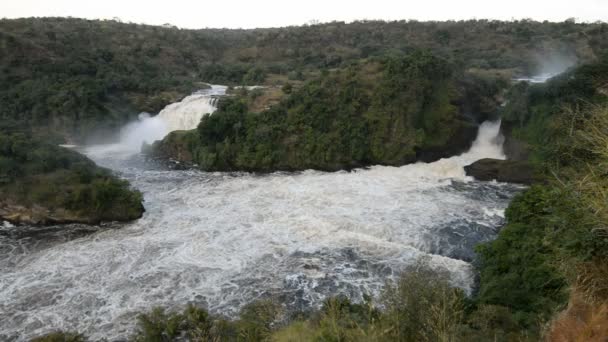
88, 85, 227, 158
0, 88, 523, 341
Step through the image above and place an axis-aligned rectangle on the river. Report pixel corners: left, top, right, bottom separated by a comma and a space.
0, 87, 523, 340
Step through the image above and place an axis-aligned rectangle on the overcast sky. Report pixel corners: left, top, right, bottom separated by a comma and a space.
2, 0, 607, 29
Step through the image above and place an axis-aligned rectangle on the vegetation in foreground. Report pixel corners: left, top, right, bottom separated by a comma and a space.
0, 130, 144, 224
33, 261, 536, 342
475, 58, 608, 339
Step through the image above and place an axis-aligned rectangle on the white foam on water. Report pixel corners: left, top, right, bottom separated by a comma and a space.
0, 114, 518, 340
513, 73, 558, 84
157, 85, 226, 133
86, 85, 227, 159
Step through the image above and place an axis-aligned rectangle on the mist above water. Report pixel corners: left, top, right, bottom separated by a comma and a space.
157, 86, 226, 133
514, 53, 577, 83
88, 85, 227, 158
118, 112, 168, 151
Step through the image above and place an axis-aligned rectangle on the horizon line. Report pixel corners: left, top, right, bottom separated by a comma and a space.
2, 15, 606, 31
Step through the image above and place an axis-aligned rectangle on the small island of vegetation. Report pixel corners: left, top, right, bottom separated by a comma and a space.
0, 128, 144, 225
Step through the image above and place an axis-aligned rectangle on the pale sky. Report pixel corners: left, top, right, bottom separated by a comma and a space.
2, 0, 607, 29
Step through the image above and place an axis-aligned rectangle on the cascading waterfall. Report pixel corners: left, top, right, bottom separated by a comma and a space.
85, 85, 227, 158
156, 85, 225, 133
0, 90, 522, 340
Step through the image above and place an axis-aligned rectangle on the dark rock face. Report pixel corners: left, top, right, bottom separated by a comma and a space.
147, 130, 195, 164
155, 121, 481, 171
500, 122, 530, 161
464, 158, 537, 184
415, 122, 479, 163
0, 201, 144, 226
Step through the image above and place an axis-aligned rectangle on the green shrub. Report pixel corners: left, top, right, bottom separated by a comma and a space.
0, 131, 143, 223
162, 52, 487, 172
31, 331, 86, 342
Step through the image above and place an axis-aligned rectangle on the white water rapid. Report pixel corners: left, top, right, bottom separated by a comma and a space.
88, 85, 227, 158
513, 73, 560, 83
157, 86, 226, 133
0, 97, 521, 340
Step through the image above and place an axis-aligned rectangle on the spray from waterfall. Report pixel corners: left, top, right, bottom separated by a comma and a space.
514, 53, 576, 83
157, 93, 220, 133
394, 120, 505, 181
86, 85, 227, 158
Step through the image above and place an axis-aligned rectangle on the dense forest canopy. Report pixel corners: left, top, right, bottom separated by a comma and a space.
1, 17, 607, 141
152, 52, 502, 171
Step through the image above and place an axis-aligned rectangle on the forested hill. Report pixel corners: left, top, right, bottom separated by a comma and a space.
1, 17, 607, 142
151, 53, 499, 171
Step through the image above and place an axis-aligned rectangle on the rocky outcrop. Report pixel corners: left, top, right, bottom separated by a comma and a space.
146, 130, 196, 164
500, 121, 530, 161
416, 121, 479, 163
464, 158, 537, 184
0, 200, 144, 226
1, 203, 92, 225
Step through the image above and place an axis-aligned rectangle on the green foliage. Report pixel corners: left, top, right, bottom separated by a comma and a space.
238, 300, 282, 341
1, 17, 605, 141
133, 304, 236, 341
381, 262, 465, 342
274, 262, 522, 342
501, 56, 608, 167
475, 186, 569, 326
35, 263, 539, 342
154, 52, 488, 172
550, 105, 608, 302
243, 67, 267, 84
0, 131, 143, 223
132, 301, 281, 342
30, 332, 86, 342
134, 307, 184, 342
281, 83, 293, 94
128, 264, 470, 342
475, 60, 608, 337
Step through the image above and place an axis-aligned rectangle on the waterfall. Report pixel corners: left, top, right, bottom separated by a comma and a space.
157, 90, 224, 133
394, 120, 505, 181
85, 85, 227, 158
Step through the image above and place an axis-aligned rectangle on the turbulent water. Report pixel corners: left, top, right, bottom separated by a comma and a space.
0, 92, 523, 340
87, 85, 227, 158
513, 72, 561, 83
157, 85, 226, 133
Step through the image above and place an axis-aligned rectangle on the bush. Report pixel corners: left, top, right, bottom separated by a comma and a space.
166, 52, 485, 172
381, 261, 465, 342
0, 131, 144, 224
31, 332, 86, 342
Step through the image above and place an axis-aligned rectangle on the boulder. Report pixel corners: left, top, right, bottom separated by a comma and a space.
0, 201, 144, 226
416, 121, 479, 163
147, 130, 196, 164
464, 158, 537, 184
499, 121, 531, 161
